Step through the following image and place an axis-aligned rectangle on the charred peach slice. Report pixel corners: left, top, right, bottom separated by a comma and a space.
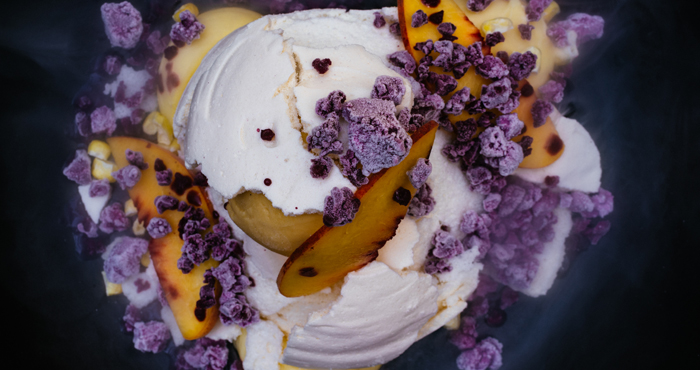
108, 137, 219, 340
277, 122, 438, 297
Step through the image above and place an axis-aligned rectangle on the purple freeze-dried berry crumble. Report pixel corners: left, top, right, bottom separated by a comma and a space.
133, 321, 171, 353
531, 100, 553, 127
147, 217, 172, 239
170, 10, 205, 45
63, 149, 92, 185
101, 1, 143, 49
373, 12, 386, 28
371, 75, 406, 105
99, 202, 129, 233
408, 158, 432, 189
112, 164, 141, 190
467, 0, 495, 12
412, 10, 428, 28
323, 187, 360, 227
104, 236, 148, 284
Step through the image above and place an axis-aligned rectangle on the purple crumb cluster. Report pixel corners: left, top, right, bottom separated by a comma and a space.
343, 98, 412, 175
104, 236, 148, 284
211, 253, 259, 327
373, 12, 386, 28
170, 10, 205, 45
101, 1, 143, 49
99, 202, 129, 234
176, 338, 230, 370
548, 13, 605, 48
467, 0, 496, 12
63, 150, 92, 185
408, 183, 436, 217
408, 158, 432, 189
133, 321, 171, 353
323, 187, 360, 226
371, 75, 406, 106
112, 164, 142, 190
526, 0, 553, 22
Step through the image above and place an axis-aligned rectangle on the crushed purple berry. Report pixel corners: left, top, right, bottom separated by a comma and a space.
312, 58, 332, 74
99, 202, 129, 233
89, 179, 111, 198
456, 337, 503, 370
180, 338, 229, 370
100, 2, 143, 49
371, 75, 406, 105
90, 106, 117, 136
531, 99, 553, 127
323, 187, 360, 226
63, 150, 92, 185
485, 32, 505, 47
147, 217, 172, 239
432, 229, 464, 259
170, 10, 205, 45
103, 55, 122, 75
340, 149, 369, 187
315, 90, 346, 118
104, 236, 148, 284
310, 156, 333, 179
444, 87, 473, 116
450, 316, 478, 350
526, 0, 552, 22
481, 78, 512, 110
112, 164, 141, 190
387, 51, 417, 77
125, 149, 148, 170
133, 321, 170, 353
407, 158, 432, 189
496, 113, 524, 140
219, 293, 259, 327
539, 80, 565, 103
154, 195, 178, 214
343, 98, 412, 175
390, 22, 401, 36
476, 56, 509, 80
467, 0, 495, 12
408, 183, 436, 217
518, 24, 534, 40
373, 11, 386, 28
508, 51, 537, 81
412, 10, 429, 28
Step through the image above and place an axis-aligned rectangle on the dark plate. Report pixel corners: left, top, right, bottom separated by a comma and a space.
1, 0, 698, 369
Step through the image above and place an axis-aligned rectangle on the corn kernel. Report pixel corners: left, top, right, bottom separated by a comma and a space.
526, 46, 542, 73
92, 158, 116, 182
133, 219, 146, 236
482, 17, 513, 35
444, 314, 461, 330
102, 271, 122, 296
87, 140, 111, 161
141, 252, 151, 267
124, 199, 138, 216
543, 1, 561, 23
143, 111, 166, 136
173, 3, 199, 22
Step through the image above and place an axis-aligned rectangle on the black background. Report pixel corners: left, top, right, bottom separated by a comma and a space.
1, 0, 698, 369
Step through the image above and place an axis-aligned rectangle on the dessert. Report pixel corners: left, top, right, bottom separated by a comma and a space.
64, 1, 612, 369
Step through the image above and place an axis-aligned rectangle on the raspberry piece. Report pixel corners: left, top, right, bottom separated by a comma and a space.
476, 55, 509, 80
101, 2, 143, 49
508, 51, 537, 81
481, 78, 512, 110
539, 80, 565, 103
496, 113, 524, 140
484, 32, 505, 47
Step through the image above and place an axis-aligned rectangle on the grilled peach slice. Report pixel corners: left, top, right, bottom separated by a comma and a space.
277, 122, 438, 297
108, 137, 219, 340
512, 81, 564, 168
226, 192, 323, 257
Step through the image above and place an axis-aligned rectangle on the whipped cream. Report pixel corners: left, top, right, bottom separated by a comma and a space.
176, 8, 408, 215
